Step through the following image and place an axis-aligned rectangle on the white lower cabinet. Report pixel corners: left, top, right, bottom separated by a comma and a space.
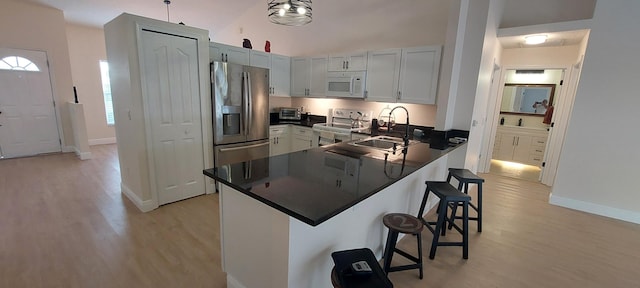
493, 126, 548, 166
269, 125, 290, 156
291, 126, 316, 151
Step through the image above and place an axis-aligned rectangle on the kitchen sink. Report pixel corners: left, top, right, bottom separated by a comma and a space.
350, 135, 415, 151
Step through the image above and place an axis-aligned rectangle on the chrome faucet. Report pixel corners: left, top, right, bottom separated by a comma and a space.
388, 106, 410, 147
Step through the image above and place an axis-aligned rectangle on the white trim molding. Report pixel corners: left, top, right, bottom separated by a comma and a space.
549, 194, 640, 225
121, 182, 156, 212
74, 147, 92, 160
89, 137, 117, 146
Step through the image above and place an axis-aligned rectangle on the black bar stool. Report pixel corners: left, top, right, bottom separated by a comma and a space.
331, 248, 393, 288
447, 168, 485, 232
417, 181, 471, 259
382, 213, 424, 279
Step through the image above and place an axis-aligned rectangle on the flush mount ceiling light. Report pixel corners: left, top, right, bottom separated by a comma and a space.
524, 35, 548, 45
268, 0, 312, 26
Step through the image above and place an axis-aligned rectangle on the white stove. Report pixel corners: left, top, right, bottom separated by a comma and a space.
312, 108, 372, 145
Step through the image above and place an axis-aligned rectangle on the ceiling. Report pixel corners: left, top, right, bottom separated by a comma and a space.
21, 0, 595, 49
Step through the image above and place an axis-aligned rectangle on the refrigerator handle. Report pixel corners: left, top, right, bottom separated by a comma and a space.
243, 72, 249, 136
217, 141, 269, 153
246, 72, 253, 134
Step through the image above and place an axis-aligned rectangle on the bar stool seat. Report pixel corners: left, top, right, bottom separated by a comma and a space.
417, 181, 471, 259
382, 213, 424, 279
331, 248, 393, 288
447, 168, 485, 232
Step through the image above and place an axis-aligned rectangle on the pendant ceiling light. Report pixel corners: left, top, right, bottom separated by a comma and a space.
268, 0, 312, 26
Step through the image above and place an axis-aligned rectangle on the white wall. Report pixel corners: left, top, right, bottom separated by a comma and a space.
65, 24, 116, 145
551, 0, 640, 223
1, 0, 75, 149
464, 0, 505, 173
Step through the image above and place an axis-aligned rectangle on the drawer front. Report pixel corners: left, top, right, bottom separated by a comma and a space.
532, 136, 547, 146
530, 146, 545, 156
528, 154, 544, 166
293, 127, 311, 136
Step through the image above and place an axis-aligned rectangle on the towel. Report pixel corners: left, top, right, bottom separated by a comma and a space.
543, 105, 554, 124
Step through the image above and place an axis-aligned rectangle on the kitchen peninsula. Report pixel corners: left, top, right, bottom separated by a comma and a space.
203, 139, 466, 288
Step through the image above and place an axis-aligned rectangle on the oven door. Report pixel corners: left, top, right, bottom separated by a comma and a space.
315, 130, 352, 146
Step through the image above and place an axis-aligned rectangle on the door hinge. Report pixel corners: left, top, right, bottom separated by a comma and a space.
542, 162, 546, 167
560, 80, 563, 85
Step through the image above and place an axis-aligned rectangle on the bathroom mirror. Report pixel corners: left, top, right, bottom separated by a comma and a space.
500, 83, 556, 116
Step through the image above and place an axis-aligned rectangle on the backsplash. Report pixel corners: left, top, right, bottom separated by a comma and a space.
289, 97, 437, 127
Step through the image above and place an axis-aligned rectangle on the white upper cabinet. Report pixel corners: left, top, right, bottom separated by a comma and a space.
247, 50, 291, 97
328, 52, 368, 71
270, 54, 291, 97
291, 57, 310, 97
290, 56, 327, 97
209, 42, 250, 65
309, 56, 328, 97
364, 49, 402, 102
397, 46, 441, 105
365, 45, 441, 105
249, 50, 271, 69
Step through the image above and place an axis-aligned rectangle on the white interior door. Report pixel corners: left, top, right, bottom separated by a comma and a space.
0, 48, 60, 159
141, 30, 205, 205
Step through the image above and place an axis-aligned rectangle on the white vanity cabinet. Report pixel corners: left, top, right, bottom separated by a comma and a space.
209, 42, 250, 65
291, 56, 327, 97
364, 46, 441, 105
328, 52, 368, 71
269, 125, 291, 156
493, 126, 548, 166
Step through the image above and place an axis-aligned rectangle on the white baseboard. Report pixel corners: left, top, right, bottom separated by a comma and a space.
89, 137, 117, 146
74, 147, 92, 160
121, 182, 156, 212
226, 275, 247, 288
549, 193, 640, 224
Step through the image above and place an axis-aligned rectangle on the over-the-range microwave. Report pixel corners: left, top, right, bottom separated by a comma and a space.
326, 71, 366, 98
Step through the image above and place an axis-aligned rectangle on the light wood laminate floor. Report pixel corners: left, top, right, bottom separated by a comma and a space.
1, 144, 639, 287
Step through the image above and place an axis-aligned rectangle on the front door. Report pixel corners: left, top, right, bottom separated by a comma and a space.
0, 48, 61, 158
140, 30, 205, 205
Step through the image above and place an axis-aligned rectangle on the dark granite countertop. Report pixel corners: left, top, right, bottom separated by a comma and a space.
203, 140, 466, 227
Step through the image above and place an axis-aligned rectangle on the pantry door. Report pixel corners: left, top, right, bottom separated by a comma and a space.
0, 48, 61, 159
140, 30, 205, 205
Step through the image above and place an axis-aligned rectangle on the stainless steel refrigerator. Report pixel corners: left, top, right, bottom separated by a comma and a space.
211, 61, 269, 185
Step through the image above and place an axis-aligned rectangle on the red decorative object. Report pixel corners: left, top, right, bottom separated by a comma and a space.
265, 40, 271, 53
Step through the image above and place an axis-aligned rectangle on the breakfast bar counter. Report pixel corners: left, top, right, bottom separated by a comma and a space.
204, 140, 466, 288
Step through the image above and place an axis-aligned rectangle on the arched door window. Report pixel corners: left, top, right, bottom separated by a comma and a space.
0, 56, 40, 71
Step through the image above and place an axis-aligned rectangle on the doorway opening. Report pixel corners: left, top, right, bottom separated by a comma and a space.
489, 68, 563, 182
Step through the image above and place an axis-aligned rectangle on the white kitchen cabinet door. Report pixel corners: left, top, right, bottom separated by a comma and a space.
290, 126, 313, 151
250, 50, 271, 69
328, 52, 368, 71
142, 30, 205, 206
398, 46, 441, 105
308, 56, 327, 97
270, 54, 291, 97
290, 57, 309, 97
364, 49, 402, 102
209, 42, 249, 65
269, 125, 291, 156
